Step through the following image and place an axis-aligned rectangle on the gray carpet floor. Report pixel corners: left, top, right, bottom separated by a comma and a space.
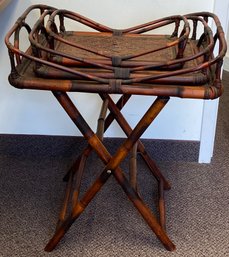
0, 72, 229, 257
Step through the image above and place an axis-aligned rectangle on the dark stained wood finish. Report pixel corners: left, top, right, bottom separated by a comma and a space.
4, 5, 227, 253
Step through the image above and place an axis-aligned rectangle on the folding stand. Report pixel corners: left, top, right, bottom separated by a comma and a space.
44, 92, 174, 252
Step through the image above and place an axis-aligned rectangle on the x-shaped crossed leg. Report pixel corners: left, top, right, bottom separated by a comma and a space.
44, 91, 175, 252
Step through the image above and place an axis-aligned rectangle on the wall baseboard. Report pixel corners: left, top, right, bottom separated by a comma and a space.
0, 134, 200, 162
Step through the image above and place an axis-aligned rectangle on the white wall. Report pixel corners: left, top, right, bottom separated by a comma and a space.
1, 0, 226, 162
198, 0, 229, 163
223, 4, 229, 71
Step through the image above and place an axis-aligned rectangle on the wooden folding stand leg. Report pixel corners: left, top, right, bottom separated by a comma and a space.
99, 93, 170, 228
44, 91, 176, 252
62, 94, 131, 183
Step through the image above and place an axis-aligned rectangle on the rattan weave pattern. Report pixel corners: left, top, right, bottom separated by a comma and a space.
57, 33, 176, 61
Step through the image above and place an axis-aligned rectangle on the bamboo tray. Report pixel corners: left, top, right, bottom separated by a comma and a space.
29, 8, 215, 85
5, 5, 227, 98
43, 9, 190, 70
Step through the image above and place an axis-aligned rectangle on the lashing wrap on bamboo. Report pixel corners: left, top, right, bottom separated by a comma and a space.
112, 56, 122, 66
114, 67, 130, 79
109, 79, 122, 93
113, 29, 123, 36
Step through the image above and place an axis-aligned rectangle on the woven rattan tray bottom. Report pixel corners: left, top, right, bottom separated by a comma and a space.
49, 32, 203, 67
52, 32, 178, 63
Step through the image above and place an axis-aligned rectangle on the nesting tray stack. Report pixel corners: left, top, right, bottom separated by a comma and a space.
5, 4, 226, 99
5, 4, 227, 253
